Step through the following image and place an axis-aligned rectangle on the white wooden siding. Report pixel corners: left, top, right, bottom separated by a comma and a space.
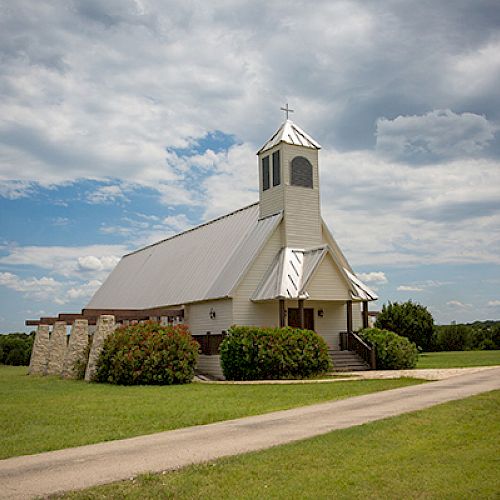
305, 254, 350, 300
185, 299, 233, 336
283, 144, 322, 247
233, 224, 282, 327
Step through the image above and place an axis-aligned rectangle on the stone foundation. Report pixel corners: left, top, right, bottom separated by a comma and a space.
46, 321, 67, 376
62, 319, 89, 380
85, 315, 115, 381
28, 325, 50, 375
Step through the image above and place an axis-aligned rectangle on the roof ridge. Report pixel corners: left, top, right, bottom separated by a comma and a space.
124, 201, 259, 257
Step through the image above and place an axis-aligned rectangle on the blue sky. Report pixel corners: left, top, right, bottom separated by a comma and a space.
1, 0, 499, 331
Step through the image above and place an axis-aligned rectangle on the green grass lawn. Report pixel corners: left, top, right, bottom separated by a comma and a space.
417, 349, 500, 368
63, 390, 500, 500
0, 366, 422, 459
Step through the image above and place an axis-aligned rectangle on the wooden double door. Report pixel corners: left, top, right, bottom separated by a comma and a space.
287, 308, 315, 331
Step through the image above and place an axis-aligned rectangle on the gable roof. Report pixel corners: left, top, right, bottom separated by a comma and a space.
252, 245, 378, 302
86, 204, 282, 310
258, 119, 321, 154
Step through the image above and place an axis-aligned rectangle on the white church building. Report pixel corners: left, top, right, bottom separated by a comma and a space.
84, 117, 377, 376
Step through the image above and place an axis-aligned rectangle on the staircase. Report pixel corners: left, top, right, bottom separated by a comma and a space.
329, 349, 371, 372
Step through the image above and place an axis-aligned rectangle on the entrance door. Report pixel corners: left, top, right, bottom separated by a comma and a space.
288, 308, 315, 331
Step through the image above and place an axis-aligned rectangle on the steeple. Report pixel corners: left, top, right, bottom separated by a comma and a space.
257, 117, 322, 247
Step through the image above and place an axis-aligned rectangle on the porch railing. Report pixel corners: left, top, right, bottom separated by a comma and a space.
193, 331, 226, 356
340, 331, 376, 369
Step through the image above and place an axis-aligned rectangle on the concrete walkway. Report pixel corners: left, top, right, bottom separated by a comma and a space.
1, 367, 499, 499
197, 365, 500, 384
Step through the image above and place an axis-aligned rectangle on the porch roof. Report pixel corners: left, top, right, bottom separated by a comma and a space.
252, 245, 378, 302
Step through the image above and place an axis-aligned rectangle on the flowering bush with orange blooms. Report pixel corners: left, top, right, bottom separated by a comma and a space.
95, 323, 199, 385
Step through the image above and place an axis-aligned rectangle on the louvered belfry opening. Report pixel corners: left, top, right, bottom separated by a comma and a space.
290, 156, 313, 188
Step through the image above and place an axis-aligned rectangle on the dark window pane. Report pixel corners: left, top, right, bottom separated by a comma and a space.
272, 150, 280, 186
262, 156, 270, 191
290, 156, 313, 188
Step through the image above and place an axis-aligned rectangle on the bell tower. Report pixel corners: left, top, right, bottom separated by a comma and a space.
257, 110, 322, 247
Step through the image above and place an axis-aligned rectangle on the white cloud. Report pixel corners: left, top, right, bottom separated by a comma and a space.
67, 280, 102, 301
357, 272, 388, 284
397, 285, 424, 292
0, 180, 34, 200
446, 300, 472, 309
487, 300, 500, 307
162, 214, 193, 233
77, 255, 120, 272
0, 272, 63, 301
86, 185, 130, 204
376, 109, 496, 162
0, 244, 127, 279
52, 216, 69, 226
0, 271, 102, 306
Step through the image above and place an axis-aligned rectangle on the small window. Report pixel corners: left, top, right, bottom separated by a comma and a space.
290, 156, 313, 188
262, 156, 270, 191
272, 150, 280, 186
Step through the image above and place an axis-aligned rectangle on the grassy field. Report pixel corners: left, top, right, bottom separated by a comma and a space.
0, 366, 422, 459
63, 390, 500, 500
417, 349, 500, 368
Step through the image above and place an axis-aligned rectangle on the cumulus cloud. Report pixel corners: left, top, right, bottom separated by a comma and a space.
357, 272, 388, 284
77, 255, 120, 272
376, 109, 496, 162
0, 244, 127, 278
397, 285, 424, 292
66, 280, 102, 301
0, 272, 63, 301
86, 185, 130, 204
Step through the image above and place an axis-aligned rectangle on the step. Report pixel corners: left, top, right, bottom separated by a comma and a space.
329, 350, 371, 372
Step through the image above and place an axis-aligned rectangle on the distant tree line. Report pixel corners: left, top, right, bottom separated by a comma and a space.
374, 301, 500, 352
433, 321, 500, 351
0, 333, 34, 366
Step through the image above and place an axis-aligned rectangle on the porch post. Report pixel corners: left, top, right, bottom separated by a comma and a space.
362, 300, 369, 330
298, 299, 305, 329
279, 299, 286, 328
346, 300, 353, 333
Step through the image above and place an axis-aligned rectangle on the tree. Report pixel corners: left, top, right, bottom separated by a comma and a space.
375, 301, 434, 351
435, 324, 471, 351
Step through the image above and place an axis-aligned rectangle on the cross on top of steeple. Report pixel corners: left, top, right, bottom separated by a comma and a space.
280, 103, 294, 120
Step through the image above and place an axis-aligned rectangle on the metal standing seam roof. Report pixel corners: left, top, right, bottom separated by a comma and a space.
252, 245, 378, 302
86, 204, 282, 310
344, 268, 378, 301
258, 119, 322, 154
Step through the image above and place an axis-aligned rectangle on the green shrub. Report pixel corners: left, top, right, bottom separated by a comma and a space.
0, 333, 33, 366
360, 327, 418, 369
375, 301, 434, 351
434, 324, 472, 351
220, 325, 332, 380
95, 323, 199, 385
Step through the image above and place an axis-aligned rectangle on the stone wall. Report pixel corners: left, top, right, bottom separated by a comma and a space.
62, 319, 89, 380
46, 321, 67, 376
85, 315, 115, 381
28, 325, 50, 375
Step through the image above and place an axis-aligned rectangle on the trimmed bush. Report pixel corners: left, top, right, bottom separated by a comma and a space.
95, 323, 199, 385
0, 333, 33, 366
360, 327, 418, 369
375, 301, 434, 351
220, 325, 332, 380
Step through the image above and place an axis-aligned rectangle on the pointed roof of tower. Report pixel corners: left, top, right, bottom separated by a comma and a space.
258, 119, 321, 154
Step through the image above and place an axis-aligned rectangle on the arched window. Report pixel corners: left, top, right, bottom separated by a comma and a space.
290, 156, 313, 188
